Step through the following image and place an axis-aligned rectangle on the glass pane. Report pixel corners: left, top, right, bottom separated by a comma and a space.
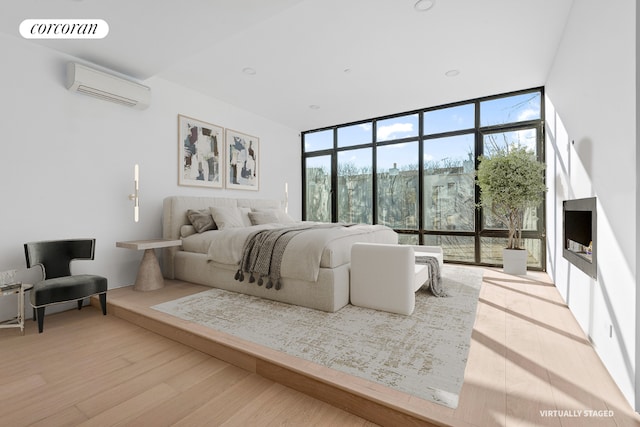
480, 237, 542, 268
338, 148, 372, 223
481, 237, 506, 264
337, 123, 372, 147
424, 235, 475, 263
483, 127, 538, 156
423, 103, 474, 135
304, 129, 333, 152
377, 142, 419, 229
423, 134, 476, 231
481, 129, 541, 231
398, 234, 419, 245
480, 91, 541, 127
376, 114, 419, 142
305, 156, 332, 222
524, 239, 543, 268
482, 204, 541, 231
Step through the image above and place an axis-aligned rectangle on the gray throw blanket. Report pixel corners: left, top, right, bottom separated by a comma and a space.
415, 255, 448, 297
235, 223, 346, 290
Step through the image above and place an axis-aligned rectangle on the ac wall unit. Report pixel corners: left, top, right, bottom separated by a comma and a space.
66, 62, 151, 110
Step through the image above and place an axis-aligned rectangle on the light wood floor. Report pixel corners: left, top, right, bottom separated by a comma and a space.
1, 267, 639, 426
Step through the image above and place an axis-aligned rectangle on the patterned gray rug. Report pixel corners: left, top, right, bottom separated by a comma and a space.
152, 265, 482, 408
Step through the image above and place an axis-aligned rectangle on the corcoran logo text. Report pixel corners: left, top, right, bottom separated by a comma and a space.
19, 19, 109, 39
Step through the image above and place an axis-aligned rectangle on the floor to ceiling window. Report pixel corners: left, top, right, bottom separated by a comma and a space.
302, 88, 545, 269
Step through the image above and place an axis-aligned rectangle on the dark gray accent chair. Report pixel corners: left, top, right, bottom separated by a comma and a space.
24, 239, 107, 333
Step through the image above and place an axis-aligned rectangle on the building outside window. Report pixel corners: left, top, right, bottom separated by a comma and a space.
302, 88, 545, 269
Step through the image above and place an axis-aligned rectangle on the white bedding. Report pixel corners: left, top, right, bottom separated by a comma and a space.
182, 222, 394, 282
163, 196, 398, 312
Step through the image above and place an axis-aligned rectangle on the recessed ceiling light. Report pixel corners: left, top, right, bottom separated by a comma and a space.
242, 67, 256, 75
414, 0, 435, 12
445, 69, 460, 77
309, 105, 320, 110
343, 68, 352, 74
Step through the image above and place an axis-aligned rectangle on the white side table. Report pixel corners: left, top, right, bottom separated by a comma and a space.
0, 283, 33, 334
116, 239, 182, 291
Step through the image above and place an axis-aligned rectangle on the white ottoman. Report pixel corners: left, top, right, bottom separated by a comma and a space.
350, 243, 444, 315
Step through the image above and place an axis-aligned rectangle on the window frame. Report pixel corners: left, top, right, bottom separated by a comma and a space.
301, 87, 546, 270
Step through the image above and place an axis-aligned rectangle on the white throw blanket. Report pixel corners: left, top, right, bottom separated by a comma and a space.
415, 255, 447, 297
236, 223, 346, 290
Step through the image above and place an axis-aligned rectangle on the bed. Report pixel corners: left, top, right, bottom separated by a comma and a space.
162, 196, 397, 312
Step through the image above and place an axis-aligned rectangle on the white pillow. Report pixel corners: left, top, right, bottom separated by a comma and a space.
209, 206, 245, 229
252, 208, 296, 224
239, 207, 252, 227
180, 225, 196, 238
248, 211, 279, 225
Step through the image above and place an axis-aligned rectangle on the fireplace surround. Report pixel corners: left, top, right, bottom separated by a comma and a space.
562, 197, 597, 279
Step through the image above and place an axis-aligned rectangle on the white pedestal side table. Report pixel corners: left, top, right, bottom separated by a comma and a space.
116, 239, 182, 291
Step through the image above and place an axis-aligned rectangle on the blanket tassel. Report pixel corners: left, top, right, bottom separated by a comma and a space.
275, 280, 282, 290
249, 273, 255, 283
234, 270, 241, 280
257, 277, 264, 286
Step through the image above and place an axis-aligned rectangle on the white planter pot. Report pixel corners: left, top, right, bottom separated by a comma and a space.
502, 248, 528, 275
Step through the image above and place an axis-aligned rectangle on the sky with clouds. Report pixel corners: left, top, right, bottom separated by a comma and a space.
305, 92, 541, 172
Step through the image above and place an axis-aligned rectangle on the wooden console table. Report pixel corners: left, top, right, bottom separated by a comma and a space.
116, 239, 182, 291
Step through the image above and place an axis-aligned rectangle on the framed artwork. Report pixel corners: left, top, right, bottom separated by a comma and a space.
178, 114, 224, 188
226, 129, 259, 191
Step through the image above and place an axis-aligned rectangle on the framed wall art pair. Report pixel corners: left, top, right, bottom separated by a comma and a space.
177, 114, 259, 191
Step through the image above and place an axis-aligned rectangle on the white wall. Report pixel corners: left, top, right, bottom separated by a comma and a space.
0, 33, 300, 321
545, 0, 637, 409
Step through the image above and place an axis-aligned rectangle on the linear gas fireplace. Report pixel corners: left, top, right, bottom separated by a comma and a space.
563, 197, 597, 279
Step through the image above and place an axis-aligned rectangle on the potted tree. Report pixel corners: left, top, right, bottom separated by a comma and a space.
477, 144, 546, 275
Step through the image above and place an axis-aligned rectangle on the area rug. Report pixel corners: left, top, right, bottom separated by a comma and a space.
152, 265, 483, 408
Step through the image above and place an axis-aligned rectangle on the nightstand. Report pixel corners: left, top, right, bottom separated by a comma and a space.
116, 239, 182, 291
0, 283, 33, 334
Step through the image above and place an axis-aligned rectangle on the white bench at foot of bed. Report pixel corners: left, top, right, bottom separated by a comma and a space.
350, 243, 444, 315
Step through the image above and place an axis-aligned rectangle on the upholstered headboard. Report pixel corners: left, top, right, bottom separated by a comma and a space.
162, 196, 281, 278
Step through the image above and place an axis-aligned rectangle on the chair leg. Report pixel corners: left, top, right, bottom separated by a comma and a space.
32, 307, 36, 321
36, 307, 45, 333
99, 293, 107, 315
77, 299, 83, 310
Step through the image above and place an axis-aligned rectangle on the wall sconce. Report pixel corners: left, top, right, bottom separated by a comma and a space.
128, 164, 139, 222
284, 181, 289, 214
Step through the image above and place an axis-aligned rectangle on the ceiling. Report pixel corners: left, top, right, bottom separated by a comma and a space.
2, 0, 574, 131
